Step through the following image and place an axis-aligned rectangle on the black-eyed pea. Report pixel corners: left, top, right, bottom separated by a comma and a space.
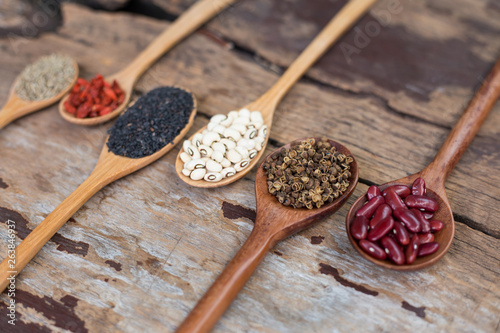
207, 122, 217, 131
235, 146, 249, 159
202, 129, 209, 135
238, 139, 255, 150
198, 145, 213, 158
244, 128, 258, 140
258, 125, 268, 138
249, 121, 263, 130
226, 149, 242, 163
249, 149, 258, 159
211, 150, 224, 163
201, 157, 211, 163
191, 133, 203, 147
202, 132, 220, 146
185, 159, 205, 171
238, 108, 251, 119
221, 158, 231, 168
220, 138, 236, 150
180, 152, 191, 163
185, 144, 200, 159
206, 160, 223, 173
231, 123, 247, 134
190, 168, 206, 181
210, 114, 227, 124
234, 159, 250, 172
182, 140, 191, 152
211, 142, 226, 153
205, 172, 223, 182
221, 167, 236, 178
233, 117, 249, 126
250, 111, 263, 123
254, 137, 264, 151
212, 125, 226, 136
224, 128, 241, 141
181, 169, 191, 177
220, 113, 236, 127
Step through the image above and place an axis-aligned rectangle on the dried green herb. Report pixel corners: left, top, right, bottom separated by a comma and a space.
14, 54, 75, 101
263, 137, 353, 209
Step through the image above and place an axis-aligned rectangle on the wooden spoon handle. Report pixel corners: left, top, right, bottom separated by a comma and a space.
118, 0, 237, 84
424, 58, 500, 183
0, 171, 109, 291
255, 0, 377, 113
176, 227, 273, 333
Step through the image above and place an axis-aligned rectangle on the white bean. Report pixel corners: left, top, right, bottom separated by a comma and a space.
185, 159, 205, 171
238, 108, 251, 119
226, 149, 242, 163
235, 146, 249, 159
198, 145, 213, 158
181, 168, 191, 177
191, 133, 203, 147
204, 172, 223, 182
190, 168, 206, 181
206, 160, 223, 172
211, 150, 224, 163
220, 139, 236, 150
202, 132, 220, 146
221, 158, 231, 168
221, 167, 236, 178
210, 114, 227, 124
250, 111, 263, 123
234, 159, 250, 172
185, 144, 200, 159
223, 128, 241, 141
180, 152, 191, 163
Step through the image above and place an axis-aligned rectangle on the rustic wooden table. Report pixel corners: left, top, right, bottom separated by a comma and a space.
0, 1, 499, 332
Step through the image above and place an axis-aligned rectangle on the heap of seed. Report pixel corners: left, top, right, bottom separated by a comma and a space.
107, 87, 193, 158
15, 54, 75, 101
263, 138, 353, 209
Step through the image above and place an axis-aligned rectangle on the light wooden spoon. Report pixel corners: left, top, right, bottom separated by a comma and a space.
0, 59, 78, 130
176, 138, 359, 333
58, 0, 236, 126
0, 94, 196, 291
346, 57, 500, 271
175, 0, 378, 188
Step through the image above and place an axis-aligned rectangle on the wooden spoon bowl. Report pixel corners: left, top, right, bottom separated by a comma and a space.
0, 92, 196, 291
0, 58, 78, 130
176, 137, 358, 333
346, 57, 500, 271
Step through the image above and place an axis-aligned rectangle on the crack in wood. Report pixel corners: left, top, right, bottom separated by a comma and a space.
319, 263, 378, 297
0, 178, 8, 189
401, 300, 426, 319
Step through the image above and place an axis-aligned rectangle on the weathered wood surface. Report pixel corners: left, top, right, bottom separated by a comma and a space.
0, 1, 499, 332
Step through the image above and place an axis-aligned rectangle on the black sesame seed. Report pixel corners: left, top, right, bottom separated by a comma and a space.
107, 87, 193, 158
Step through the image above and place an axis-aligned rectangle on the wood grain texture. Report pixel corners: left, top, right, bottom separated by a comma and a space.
0, 1, 499, 332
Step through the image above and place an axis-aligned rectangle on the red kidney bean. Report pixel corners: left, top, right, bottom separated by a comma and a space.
366, 185, 381, 200
422, 211, 434, 220
369, 204, 392, 229
367, 216, 395, 242
393, 208, 421, 233
418, 233, 434, 244
350, 216, 369, 240
356, 195, 385, 218
404, 195, 439, 212
405, 234, 420, 264
380, 236, 405, 265
392, 221, 410, 246
385, 190, 407, 211
430, 220, 444, 232
418, 242, 439, 257
411, 209, 431, 233
359, 240, 387, 260
383, 185, 411, 198
411, 178, 426, 196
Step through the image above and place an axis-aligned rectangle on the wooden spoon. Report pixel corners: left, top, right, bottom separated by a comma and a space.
58, 0, 236, 126
175, 0, 378, 188
346, 57, 500, 271
0, 58, 78, 130
0, 94, 196, 291
176, 138, 359, 333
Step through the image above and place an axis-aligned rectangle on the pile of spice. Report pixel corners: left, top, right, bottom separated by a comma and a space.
64, 74, 125, 118
14, 54, 76, 101
180, 108, 267, 182
263, 137, 353, 209
107, 87, 194, 158
350, 178, 443, 265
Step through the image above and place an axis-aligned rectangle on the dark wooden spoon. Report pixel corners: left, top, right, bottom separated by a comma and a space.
346, 57, 500, 271
176, 137, 358, 333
